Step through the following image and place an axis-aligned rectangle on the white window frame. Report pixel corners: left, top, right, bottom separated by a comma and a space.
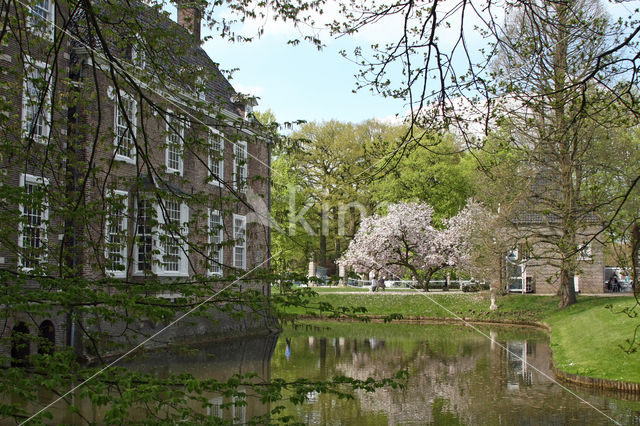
111, 88, 137, 164
157, 199, 189, 277
206, 396, 223, 418
233, 141, 248, 193
232, 390, 246, 425
577, 242, 592, 261
133, 196, 154, 275
131, 35, 146, 70
29, 0, 55, 39
165, 111, 184, 175
208, 128, 224, 187
233, 214, 246, 270
22, 57, 51, 144
196, 76, 206, 101
208, 209, 223, 276
105, 190, 128, 277
18, 174, 49, 271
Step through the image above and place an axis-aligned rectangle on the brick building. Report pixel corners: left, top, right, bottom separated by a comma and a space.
503, 219, 605, 294
0, 0, 273, 363
502, 169, 605, 294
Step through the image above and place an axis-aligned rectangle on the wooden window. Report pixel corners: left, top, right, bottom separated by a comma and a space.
105, 190, 128, 276
208, 209, 223, 276
113, 91, 137, 163
208, 129, 224, 186
233, 214, 246, 270
19, 174, 49, 270
22, 58, 51, 144
233, 141, 247, 192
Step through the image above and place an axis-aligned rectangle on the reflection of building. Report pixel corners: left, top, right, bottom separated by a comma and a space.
505, 341, 533, 390
48, 334, 276, 423
280, 326, 581, 425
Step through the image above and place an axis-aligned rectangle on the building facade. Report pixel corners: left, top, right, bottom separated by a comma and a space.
503, 220, 605, 295
0, 0, 272, 363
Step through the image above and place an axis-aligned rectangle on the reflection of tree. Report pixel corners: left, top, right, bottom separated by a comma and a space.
273, 324, 637, 425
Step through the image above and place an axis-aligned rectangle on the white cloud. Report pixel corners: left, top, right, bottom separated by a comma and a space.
219, 1, 407, 46
232, 84, 265, 98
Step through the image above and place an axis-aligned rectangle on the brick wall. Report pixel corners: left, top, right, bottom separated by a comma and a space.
0, 1, 273, 362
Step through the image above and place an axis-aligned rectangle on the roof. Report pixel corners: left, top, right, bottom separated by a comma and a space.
69, 1, 246, 117
511, 168, 600, 225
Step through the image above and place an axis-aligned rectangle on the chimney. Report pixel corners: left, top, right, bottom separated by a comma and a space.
176, 0, 202, 44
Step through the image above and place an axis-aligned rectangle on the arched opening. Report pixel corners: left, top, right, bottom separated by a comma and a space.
38, 320, 55, 355
11, 322, 30, 367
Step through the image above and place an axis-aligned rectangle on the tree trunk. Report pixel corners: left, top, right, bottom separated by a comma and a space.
559, 262, 577, 308
319, 234, 326, 267
422, 268, 437, 292
553, 1, 577, 310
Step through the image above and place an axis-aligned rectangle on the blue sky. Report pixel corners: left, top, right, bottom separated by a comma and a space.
189, 0, 640, 126
203, 32, 406, 125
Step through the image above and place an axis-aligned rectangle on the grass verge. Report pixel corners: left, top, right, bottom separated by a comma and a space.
544, 297, 640, 382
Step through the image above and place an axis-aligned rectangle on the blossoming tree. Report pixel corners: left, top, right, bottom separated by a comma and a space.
340, 201, 492, 291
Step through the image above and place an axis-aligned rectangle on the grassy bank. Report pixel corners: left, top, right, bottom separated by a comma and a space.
544, 297, 640, 383
283, 289, 640, 383
285, 290, 559, 322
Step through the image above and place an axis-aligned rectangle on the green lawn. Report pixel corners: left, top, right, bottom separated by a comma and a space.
280, 289, 640, 383
298, 286, 415, 292
284, 290, 559, 322
544, 297, 640, 382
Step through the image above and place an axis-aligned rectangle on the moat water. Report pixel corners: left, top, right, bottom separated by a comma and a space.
29, 322, 640, 424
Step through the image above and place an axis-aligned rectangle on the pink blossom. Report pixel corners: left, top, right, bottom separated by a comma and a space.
339, 200, 492, 285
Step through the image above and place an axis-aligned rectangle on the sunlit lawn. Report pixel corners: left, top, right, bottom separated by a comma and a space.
544, 296, 640, 382
284, 291, 559, 321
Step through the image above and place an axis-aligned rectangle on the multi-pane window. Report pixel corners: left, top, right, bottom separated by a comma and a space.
233, 141, 247, 192
208, 209, 223, 276
30, 0, 54, 38
161, 200, 182, 272
233, 214, 246, 270
131, 41, 146, 70
232, 391, 246, 425
206, 397, 223, 418
134, 197, 189, 276
166, 113, 184, 174
105, 190, 128, 276
19, 174, 48, 270
136, 197, 153, 273
22, 58, 51, 144
114, 92, 136, 162
208, 130, 224, 186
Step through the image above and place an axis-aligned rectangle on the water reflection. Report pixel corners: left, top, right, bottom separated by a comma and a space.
29, 334, 277, 424
273, 323, 640, 425
10, 324, 640, 425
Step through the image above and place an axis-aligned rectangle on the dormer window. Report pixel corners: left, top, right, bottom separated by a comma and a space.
30, 0, 54, 39
196, 76, 206, 101
131, 41, 146, 70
